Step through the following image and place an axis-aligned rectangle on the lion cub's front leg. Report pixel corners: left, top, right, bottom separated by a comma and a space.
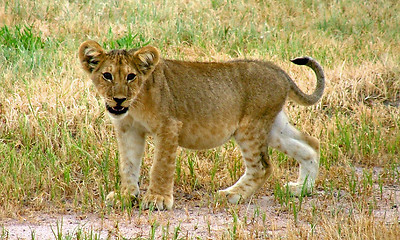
106, 127, 145, 205
142, 120, 181, 210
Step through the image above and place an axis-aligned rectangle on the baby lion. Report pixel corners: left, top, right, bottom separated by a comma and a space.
79, 40, 325, 210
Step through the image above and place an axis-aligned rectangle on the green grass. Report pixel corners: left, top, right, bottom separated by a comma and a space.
1, 0, 400, 239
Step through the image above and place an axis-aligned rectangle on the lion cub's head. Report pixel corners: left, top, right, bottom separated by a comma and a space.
78, 40, 160, 118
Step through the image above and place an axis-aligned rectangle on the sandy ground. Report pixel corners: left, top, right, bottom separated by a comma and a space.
1, 196, 291, 239
2, 192, 399, 239
1, 168, 399, 239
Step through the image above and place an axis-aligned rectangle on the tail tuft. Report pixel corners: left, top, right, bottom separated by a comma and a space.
290, 57, 311, 66
287, 56, 325, 106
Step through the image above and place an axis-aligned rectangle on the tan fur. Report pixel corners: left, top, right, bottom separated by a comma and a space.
78, 40, 325, 210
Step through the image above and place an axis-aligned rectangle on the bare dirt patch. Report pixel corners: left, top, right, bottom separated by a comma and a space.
2, 176, 399, 239
1, 196, 286, 239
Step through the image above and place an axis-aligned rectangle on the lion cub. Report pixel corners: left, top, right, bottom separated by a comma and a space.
79, 40, 325, 210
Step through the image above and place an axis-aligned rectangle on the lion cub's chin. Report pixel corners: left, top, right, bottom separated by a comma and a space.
107, 110, 129, 120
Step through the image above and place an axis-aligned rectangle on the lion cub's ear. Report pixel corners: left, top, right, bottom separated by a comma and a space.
132, 46, 160, 75
78, 40, 105, 73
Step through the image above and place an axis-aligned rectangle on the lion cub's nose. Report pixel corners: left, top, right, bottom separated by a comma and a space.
113, 97, 126, 105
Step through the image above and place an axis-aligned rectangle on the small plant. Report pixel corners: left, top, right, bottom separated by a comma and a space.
362, 169, 374, 194
1, 227, 9, 239
291, 201, 299, 224
273, 182, 293, 209
50, 218, 64, 240
173, 223, 181, 240
207, 218, 212, 236
377, 174, 384, 199
228, 209, 239, 240
149, 220, 159, 240
161, 222, 170, 240
274, 178, 310, 224
0, 25, 46, 52
187, 153, 199, 190
30, 229, 36, 240
228, 156, 242, 182
348, 170, 358, 196
104, 26, 150, 50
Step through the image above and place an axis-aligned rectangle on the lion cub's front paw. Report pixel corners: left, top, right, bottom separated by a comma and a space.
106, 185, 140, 207
142, 192, 173, 210
217, 189, 242, 204
106, 191, 139, 207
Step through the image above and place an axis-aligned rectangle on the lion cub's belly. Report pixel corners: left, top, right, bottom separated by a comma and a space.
178, 120, 238, 150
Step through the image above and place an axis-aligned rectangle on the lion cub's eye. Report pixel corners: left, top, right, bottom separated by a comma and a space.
126, 73, 136, 82
102, 72, 113, 81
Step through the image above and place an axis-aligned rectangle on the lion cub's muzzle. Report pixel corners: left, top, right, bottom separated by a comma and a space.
106, 97, 129, 116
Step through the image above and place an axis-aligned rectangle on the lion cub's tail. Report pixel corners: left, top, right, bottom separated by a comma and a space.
288, 57, 325, 106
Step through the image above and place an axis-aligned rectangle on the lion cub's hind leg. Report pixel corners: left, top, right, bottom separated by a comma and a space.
269, 111, 320, 196
218, 119, 272, 204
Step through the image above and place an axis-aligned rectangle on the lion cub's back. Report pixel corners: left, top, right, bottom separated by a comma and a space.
162, 60, 288, 150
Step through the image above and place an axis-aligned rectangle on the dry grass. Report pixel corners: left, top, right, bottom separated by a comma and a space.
0, 0, 399, 239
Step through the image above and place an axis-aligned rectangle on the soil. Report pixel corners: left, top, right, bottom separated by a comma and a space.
1, 168, 399, 239
0, 196, 287, 239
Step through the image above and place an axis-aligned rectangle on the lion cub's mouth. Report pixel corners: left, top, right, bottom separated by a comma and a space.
106, 104, 129, 115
